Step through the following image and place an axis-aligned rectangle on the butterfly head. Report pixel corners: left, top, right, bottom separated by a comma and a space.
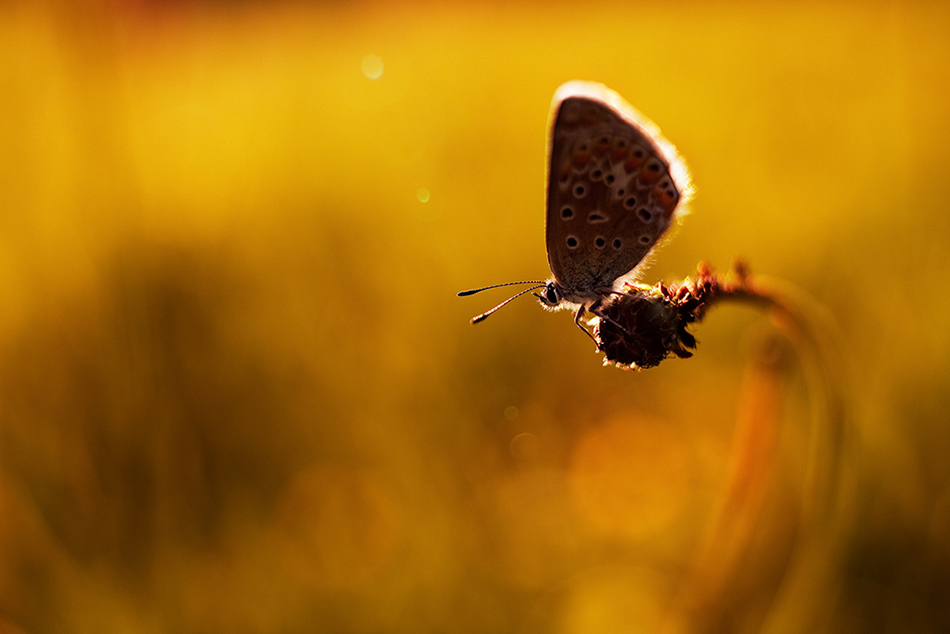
535, 281, 562, 308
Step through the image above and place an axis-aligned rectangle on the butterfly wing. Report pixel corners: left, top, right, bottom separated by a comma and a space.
545, 81, 691, 304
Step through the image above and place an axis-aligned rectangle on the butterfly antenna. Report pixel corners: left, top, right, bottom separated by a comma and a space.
456, 280, 545, 297
463, 284, 547, 324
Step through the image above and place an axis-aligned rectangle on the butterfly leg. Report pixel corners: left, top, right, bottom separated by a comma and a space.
589, 298, 632, 336
573, 305, 599, 345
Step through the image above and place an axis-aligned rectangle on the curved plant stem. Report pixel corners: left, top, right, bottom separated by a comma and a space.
654, 264, 855, 633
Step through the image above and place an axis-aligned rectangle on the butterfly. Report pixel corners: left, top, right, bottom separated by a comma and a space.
459, 81, 691, 340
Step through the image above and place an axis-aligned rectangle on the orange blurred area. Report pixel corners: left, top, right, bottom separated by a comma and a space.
1, 1, 949, 632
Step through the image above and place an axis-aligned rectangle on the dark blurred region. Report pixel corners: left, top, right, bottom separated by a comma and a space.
2, 1, 950, 633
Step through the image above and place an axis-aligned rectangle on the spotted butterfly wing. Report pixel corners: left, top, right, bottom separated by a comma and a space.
546, 81, 691, 307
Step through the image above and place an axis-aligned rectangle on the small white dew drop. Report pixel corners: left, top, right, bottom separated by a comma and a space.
416, 187, 430, 203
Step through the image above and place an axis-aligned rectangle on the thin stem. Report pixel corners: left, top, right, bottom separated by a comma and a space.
660, 265, 854, 633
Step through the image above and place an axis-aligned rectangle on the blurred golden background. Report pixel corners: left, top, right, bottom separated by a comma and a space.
1, 1, 949, 632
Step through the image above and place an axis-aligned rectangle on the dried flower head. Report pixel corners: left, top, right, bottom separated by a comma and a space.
594, 263, 734, 369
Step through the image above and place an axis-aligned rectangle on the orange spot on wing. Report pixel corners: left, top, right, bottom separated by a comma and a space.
624, 155, 644, 171
639, 164, 661, 184
654, 187, 678, 211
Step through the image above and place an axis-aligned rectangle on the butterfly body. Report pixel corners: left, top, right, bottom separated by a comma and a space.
543, 82, 690, 313
459, 81, 690, 335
